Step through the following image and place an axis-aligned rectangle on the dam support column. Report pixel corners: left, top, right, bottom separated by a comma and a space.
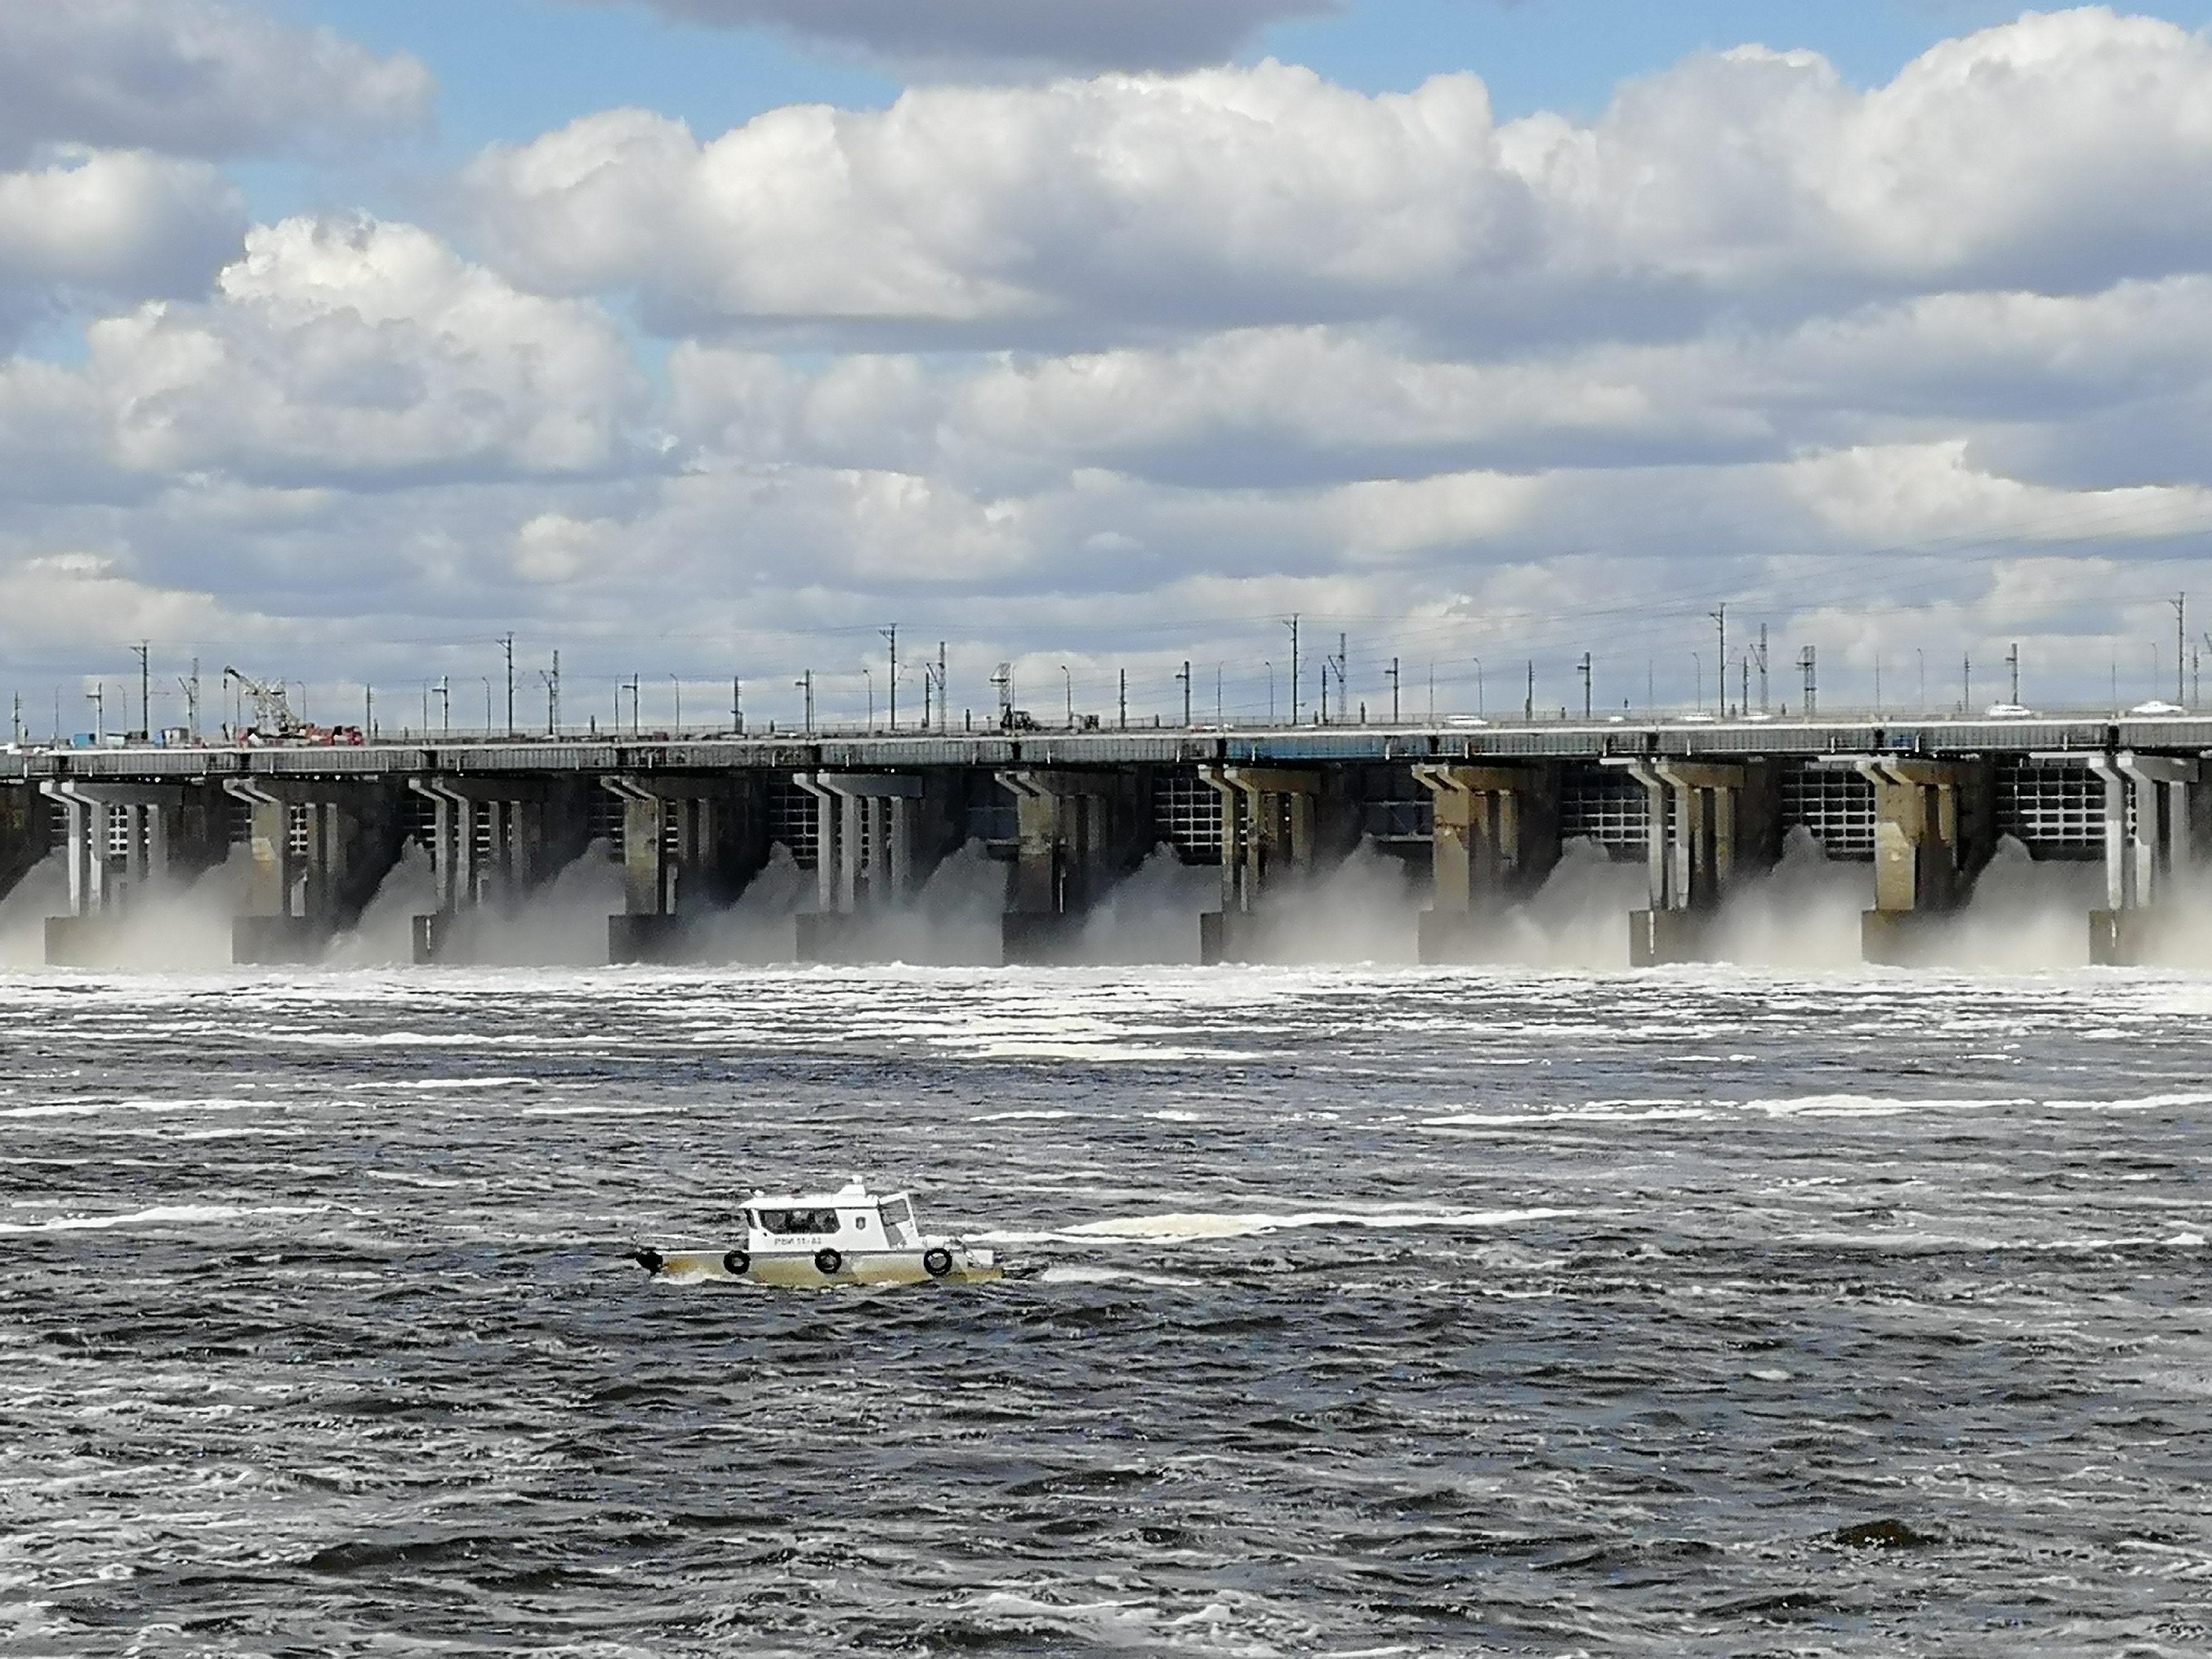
1413, 763, 1561, 963
38, 779, 228, 964
2088, 752, 2199, 965
1197, 765, 1320, 964
997, 769, 1147, 964
793, 772, 923, 963
603, 775, 767, 964
408, 775, 594, 963
225, 778, 409, 964
1618, 759, 1759, 965
1856, 758, 1996, 964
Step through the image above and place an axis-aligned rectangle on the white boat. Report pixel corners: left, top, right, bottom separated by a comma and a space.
632, 1177, 1000, 1288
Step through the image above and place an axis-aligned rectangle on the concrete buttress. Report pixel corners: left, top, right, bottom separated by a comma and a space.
1411, 762, 1561, 963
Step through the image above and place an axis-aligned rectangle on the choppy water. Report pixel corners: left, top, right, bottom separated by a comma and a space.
3, 963, 2210, 1656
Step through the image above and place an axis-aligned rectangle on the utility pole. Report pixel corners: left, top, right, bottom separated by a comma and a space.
937, 642, 948, 733
88, 684, 104, 741
502, 634, 515, 737
434, 676, 450, 734
1524, 660, 1534, 721
882, 623, 898, 731
364, 683, 374, 739
1798, 644, 1817, 716
1286, 614, 1300, 725
2176, 593, 2188, 705
1332, 633, 1348, 726
1962, 652, 1971, 714
669, 673, 680, 734
544, 652, 561, 734
9, 691, 19, 746
130, 641, 149, 738
1577, 651, 1592, 720
1386, 657, 1400, 724
1118, 668, 1127, 730
796, 668, 813, 734
1176, 659, 1192, 727
624, 673, 641, 735
733, 675, 743, 734
177, 658, 202, 742
1756, 624, 1769, 714
1710, 605, 1725, 716
2006, 642, 2019, 706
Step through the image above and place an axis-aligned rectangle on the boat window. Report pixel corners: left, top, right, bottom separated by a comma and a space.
753, 1207, 841, 1234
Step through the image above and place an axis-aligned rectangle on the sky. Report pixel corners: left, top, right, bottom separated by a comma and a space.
7, 0, 2212, 736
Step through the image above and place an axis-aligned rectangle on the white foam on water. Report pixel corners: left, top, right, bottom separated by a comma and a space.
345, 1075, 541, 1092
2043, 1089, 2212, 1113
1034, 1265, 1196, 1288
1740, 1093, 2034, 1118
0, 1203, 328, 1235
0, 1095, 263, 1120
986, 1204, 1574, 1245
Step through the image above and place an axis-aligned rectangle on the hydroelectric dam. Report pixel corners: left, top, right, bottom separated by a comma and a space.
3, 712, 2205, 968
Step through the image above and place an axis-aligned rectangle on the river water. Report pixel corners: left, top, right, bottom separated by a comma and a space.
3, 963, 2209, 1656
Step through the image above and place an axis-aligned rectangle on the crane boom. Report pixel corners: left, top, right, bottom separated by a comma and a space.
221, 666, 303, 739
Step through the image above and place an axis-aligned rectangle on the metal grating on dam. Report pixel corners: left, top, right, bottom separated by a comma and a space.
1996, 759, 2106, 852
1779, 769, 1875, 856
1153, 770, 1224, 862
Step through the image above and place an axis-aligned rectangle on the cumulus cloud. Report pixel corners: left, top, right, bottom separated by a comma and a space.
578, 0, 1334, 76
80, 217, 648, 483
469, 12, 2212, 348
0, 0, 431, 166
0, 148, 244, 328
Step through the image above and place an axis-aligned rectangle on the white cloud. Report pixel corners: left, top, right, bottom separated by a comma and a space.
469, 13, 2212, 347
0, 0, 431, 166
575, 0, 1334, 76
84, 217, 648, 482
0, 147, 243, 322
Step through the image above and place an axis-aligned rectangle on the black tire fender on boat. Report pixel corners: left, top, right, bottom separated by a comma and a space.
722, 1248, 749, 1277
813, 1247, 843, 1278
923, 1247, 954, 1279
633, 1248, 664, 1275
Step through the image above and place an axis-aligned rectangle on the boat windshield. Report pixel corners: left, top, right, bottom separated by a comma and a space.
754, 1207, 841, 1235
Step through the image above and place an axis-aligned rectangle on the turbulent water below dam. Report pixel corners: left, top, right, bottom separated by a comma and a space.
3, 962, 2210, 1656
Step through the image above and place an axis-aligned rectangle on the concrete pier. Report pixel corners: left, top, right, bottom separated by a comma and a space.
1197, 764, 1321, 963
603, 774, 767, 963
38, 779, 229, 964
793, 772, 923, 962
408, 775, 594, 963
225, 778, 408, 963
1856, 758, 1996, 965
1613, 759, 1782, 964
2087, 751, 2201, 964
999, 769, 1147, 963
1413, 762, 1560, 962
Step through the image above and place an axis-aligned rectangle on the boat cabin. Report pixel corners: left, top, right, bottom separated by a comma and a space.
743, 1178, 924, 1250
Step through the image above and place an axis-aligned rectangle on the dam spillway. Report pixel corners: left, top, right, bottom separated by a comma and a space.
2, 713, 2205, 968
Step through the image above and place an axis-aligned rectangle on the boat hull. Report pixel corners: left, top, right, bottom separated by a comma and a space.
638, 1246, 1001, 1288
